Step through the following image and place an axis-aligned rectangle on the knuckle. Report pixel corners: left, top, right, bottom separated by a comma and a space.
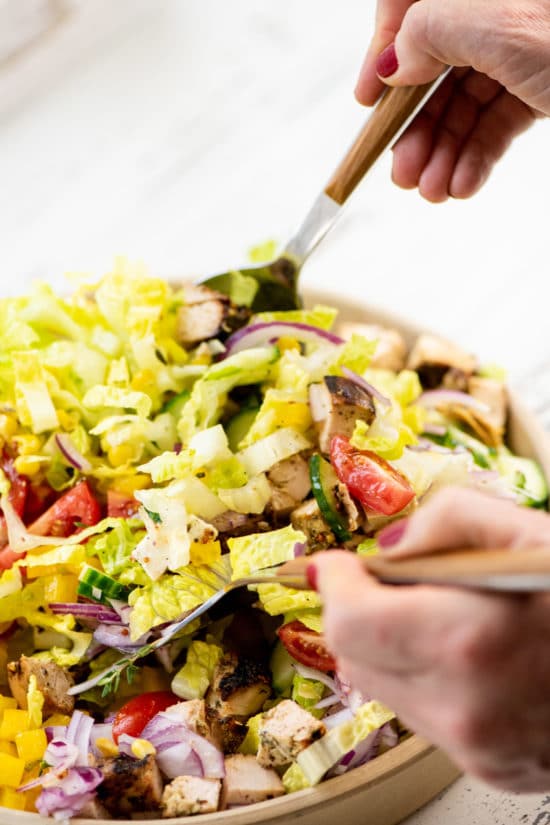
445, 706, 486, 750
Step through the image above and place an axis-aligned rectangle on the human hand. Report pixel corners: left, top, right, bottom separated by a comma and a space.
357, 0, 550, 202
309, 488, 550, 790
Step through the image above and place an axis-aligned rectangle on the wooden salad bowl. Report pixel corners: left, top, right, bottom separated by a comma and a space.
6, 288, 550, 825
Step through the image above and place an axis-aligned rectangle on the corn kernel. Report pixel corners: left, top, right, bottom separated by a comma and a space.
276, 336, 301, 353
15, 729, 47, 763
0, 742, 17, 756
108, 444, 135, 467
43, 714, 71, 728
42, 574, 79, 604
0, 695, 18, 712
131, 738, 156, 759
0, 414, 17, 440
0, 753, 25, 787
0, 710, 30, 741
57, 409, 79, 431
131, 369, 156, 393
13, 456, 46, 477
12, 434, 43, 456
112, 474, 150, 494
0, 787, 26, 810
95, 737, 119, 758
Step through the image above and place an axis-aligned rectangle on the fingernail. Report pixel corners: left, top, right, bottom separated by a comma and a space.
306, 563, 318, 591
378, 519, 408, 550
376, 43, 399, 79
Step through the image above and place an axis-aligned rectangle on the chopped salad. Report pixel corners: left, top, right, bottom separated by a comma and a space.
0, 261, 546, 820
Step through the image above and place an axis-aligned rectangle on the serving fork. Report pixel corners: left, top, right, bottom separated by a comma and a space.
69, 545, 550, 696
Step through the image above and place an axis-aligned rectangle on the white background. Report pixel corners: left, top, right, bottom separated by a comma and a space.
1, 2, 550, 822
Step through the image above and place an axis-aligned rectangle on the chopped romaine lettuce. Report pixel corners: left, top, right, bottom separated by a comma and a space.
229, 524, 306, 579
171, 640, 222, 700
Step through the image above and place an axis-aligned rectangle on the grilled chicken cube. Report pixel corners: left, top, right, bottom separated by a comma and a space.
207, 653, 271, 719
468, 376, 507, 433
7, 655, 75, 717
177, 299, 229, 346
257, 700, 326, 769
338, 321, 407, 371
267, 455, 311, 518
162, 775, 221, 818
222, 754, 284, 806
291, 498, 336, 553
97, 754, 163, 817
309, 376, 375, 454
407, 333, 477, 389
166, 699, 216, 743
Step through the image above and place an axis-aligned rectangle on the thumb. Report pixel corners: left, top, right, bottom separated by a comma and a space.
375, 0, 490, 86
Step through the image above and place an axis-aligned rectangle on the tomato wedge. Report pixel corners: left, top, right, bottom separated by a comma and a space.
330, 435, 415, 516
107, 489, 139, 519
29, 480, 102, 537
277, 620, 336, 673
112, 691, 179, 743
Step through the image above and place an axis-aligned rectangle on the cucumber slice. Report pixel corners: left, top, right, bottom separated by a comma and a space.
226, 407, 259, 452
309, 453, 351, 542
270, 641, 295, 695
161, 389, 190, 417
496, 454, 549, 508
78, 565, 130, 601
446, 426, 493, 468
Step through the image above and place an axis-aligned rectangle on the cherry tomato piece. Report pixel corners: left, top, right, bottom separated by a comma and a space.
29, 480, 102, 537
330, 435, 415, 516
107, 489, 140, 519
277, 620, 337, 673
112, 691, 179, 743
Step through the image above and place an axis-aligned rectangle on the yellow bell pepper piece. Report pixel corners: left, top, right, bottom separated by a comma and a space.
0, 787, 26, 810
0, 709, 31, 741
15, 729, 47, 763
190, 540, 221, 567
0, 695, 18, 712
0, 741, 17, 756
112, 474, 150, 494
95, 737, 119, 758
42, 573, 79, 603
0, 752, 25, 787
25, 787, 42, 813
276, 336, 301, 353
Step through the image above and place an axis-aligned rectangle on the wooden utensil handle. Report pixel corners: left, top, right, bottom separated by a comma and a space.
324, 82, 437, 206
279, 548, 550, 589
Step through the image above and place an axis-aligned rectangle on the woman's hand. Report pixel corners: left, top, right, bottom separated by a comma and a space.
310, 488, 550, 791
357, 0, 550, 202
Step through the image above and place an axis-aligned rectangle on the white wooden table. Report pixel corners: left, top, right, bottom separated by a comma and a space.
1, 2, 550, 822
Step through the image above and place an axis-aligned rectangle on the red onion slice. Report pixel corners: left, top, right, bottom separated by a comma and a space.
223, 321, 343, 358
55, 433, 92, 473
418, 389, 490, 413
156, 741, 203, 779
49, 602, 122, 624
341, 367, 391, 409
35, 767, 103, 819
422, 423, 447, 437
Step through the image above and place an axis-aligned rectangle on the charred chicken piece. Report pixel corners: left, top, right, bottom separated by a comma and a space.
337, 321, 407, 371
97, 754, 163, 817
291, 498, 336, 553
206, 653, 271, 719
257, 699, 326, 769
162, 776, 221, 817
267, 454, 311, 519
176, 285, 250, 346
221, 754, 284, 806
309, 376, 375, 454
467, 376, 507, 443
205, 708, 248, 754
7, 655, 75, 717
407, 333, 477, 389
166, 699, 217, 744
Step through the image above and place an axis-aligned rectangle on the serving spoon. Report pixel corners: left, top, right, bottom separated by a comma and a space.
69, 545, 550, 696
199, 71, 451, 312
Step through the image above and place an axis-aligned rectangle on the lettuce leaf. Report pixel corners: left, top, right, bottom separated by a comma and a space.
255, 583, 321, 617
229, 524, 306, 580
85, 519, 145, 578
253, 305, 338, 332
332, 334, 377, 375
13, 351, 59, 433
171, 640, 222, 700
128, 556, 231, 639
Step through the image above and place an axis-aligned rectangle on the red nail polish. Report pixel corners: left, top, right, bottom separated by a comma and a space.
376, 43, 399, 78
306, 563, 318, 591
378, 519, 407, 549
